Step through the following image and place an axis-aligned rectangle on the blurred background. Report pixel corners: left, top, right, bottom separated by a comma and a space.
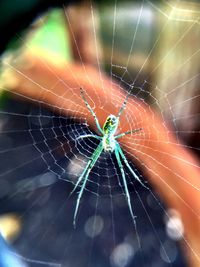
0, 0, 199, 267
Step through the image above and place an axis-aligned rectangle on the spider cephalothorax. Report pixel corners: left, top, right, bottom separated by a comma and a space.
72, 88, 146, 228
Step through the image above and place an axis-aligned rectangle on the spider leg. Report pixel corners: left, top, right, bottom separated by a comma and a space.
115, 128, 142, 139
117, 85, 135, 119
116, 93, 130, 119
69, 160, 92, 198
114, 148, 136, 223
116, 142, 149, 189
72, 142, 103, 227
77, 134, 102, 141
80, 88, 103, 134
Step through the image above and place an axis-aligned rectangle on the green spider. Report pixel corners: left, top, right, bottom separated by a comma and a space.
71, 88, 147, 228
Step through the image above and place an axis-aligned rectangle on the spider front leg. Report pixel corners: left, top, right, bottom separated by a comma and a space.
72, 142, 103, 227
114, 149, 136, 223
116, 142, 148, 189
80, 88, 103, 135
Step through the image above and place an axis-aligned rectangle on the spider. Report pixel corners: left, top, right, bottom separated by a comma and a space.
71, 87, 147, 228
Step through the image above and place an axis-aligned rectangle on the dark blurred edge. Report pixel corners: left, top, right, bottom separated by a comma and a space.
0, 0, 82, 55
0, 233, 26, 267
0, 1, 82, 266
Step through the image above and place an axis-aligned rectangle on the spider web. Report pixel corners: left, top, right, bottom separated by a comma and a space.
0, 1, 200, 267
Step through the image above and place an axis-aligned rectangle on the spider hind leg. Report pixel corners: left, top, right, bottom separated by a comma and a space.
80, 88, 103, 135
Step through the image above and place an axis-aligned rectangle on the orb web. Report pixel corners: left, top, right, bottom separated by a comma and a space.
0, 1, 199, 267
